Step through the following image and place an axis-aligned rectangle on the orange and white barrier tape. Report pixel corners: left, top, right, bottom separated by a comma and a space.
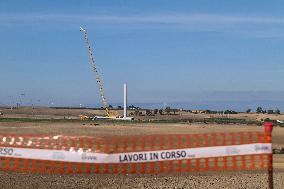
0, 132, 272, 174
0, 143, 271, 164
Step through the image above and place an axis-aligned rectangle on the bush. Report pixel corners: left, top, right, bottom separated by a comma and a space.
224, 110, 238, 114
256, 107, 264, 114
153, 109, 158, 115
165, 107, 171, 115
246, 109, 251, 113
146, 110, 153, 116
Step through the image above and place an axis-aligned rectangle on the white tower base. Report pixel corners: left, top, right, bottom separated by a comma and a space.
122, 83, 133, 120
124, 83, 127, 118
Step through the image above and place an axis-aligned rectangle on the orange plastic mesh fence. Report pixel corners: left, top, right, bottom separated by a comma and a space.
0, 131, 272, 174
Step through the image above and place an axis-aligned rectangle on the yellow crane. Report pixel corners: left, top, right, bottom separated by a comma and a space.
79, 27, 118, 119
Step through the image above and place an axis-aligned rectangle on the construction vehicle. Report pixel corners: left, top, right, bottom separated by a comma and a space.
79, 115, 91, 121
79, 27, 119, 120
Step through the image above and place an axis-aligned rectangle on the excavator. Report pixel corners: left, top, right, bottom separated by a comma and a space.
79, 27, 119, 120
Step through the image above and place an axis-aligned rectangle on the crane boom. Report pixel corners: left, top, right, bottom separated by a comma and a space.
80, 27, 110, 117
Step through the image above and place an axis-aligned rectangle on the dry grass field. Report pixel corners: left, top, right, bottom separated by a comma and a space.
0, 107, 283, 188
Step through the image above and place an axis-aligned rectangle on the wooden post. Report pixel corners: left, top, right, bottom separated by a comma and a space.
264, 122, 273, 189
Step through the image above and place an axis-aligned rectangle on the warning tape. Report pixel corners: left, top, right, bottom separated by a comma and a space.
0, 143, 271, 164
0, 131, 272, 174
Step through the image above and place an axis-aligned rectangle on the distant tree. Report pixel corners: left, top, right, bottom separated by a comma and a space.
267, 110, 274, 114
117, 106, 122, 109
224, 110, 238, 114
146, 109, 153, 116
172, 109, 178, 115
165, 107, 171, 115
232, 110, 238, 114
210, 110, 218, 114
275, 108, 281, 114
109, 105, 113, 109
256, 107, 263, 114
128, 105, 135, 109
158, 109, 163, 115
134, 110, 140, 116
153, 109, 159, 115
205, 110, 211, 114
246, 109, 251, 113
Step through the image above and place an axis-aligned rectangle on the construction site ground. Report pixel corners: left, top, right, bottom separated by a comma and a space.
0, 107, 283, 188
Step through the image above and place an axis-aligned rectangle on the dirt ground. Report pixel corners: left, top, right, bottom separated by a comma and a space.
0, 107, 283, 188
0, 121, 283, 148
0, 171, 283, 189
2, 106, 284, 121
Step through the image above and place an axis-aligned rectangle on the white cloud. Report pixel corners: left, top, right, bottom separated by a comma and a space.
1, 13, 284, 25
1, 13, 284, 38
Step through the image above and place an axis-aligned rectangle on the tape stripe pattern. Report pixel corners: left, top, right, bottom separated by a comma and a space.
0, 143, 271, 164
0, 131, 272, 174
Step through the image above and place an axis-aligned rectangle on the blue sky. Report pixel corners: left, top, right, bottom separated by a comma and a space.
1, 0, 284, 110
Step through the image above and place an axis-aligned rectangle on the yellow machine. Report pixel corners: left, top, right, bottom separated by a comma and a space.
79, 27, 119, 119
79, 115, 90, 121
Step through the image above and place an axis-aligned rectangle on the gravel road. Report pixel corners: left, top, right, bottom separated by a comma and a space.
0, 171, 283, 189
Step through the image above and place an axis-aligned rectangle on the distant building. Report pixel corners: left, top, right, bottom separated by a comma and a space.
191, 110, 206, 114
